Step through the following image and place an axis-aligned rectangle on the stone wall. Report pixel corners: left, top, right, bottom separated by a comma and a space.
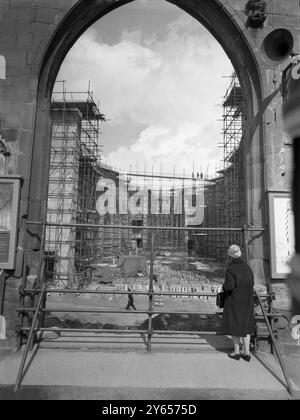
96, 165, 187, 256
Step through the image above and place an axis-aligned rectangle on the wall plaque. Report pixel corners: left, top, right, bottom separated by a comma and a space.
268, 191, 295, 279
0, 176, 21, 269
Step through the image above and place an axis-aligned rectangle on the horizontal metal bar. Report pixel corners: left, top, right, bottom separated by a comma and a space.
23, 289, 150, 296
20, 327, 219, 336
26, 220, 266, 232
22, 288, 218, 297
140, 341, 213, 345
120, 172, 214, 182
72, 336, 207, 341
43, 336, 143, 340
18, 307, 276, 319
41, 340, 147, 344
152, 330, 218, 335
18, 308, 221, 315
255, 314, 284, 319
20, 327, 148, 334
42, 340, 217, 345
22, 289, 272, 300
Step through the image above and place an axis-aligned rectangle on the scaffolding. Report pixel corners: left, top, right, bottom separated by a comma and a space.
46, 83, 106, 287
96, 170, 196, 258
221, 72, 244, 231
197, 73, 245, 262
45, 75, 246, 284
221, 73, 244, 166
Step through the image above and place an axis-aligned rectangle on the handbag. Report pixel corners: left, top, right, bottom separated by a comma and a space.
216, 291, 225, 308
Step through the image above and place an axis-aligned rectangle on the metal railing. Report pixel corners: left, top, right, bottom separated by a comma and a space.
18, 221, 265, 346
15, 221, 293, 393
254, 290, 294, 397
15, 282, 46, 392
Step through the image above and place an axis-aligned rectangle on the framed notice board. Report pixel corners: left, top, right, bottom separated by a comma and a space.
268, 191, 295, 279
0, 176, 21, 269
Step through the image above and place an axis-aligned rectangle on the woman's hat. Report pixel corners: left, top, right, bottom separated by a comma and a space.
228, 244, 242, 259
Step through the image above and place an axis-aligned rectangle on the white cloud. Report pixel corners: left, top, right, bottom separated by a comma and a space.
57, 12, 233, 176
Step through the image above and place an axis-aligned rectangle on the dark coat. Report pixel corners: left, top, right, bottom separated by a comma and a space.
220, 258, 255, 337
128, 293, 134, 303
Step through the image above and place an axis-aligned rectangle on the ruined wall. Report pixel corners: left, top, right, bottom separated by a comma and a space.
0, 0, 298, 346
96, 165, 187, 256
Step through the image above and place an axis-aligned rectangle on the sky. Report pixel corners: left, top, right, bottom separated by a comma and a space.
56, 0, 234, 177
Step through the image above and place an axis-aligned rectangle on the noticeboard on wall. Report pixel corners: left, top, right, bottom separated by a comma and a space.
0, 176, 21, 270
268, 191, 295, 279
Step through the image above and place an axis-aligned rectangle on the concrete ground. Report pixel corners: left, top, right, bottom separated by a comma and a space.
0, 348, 11, 362
0, 333, 299, 400
277, 325, 300, 391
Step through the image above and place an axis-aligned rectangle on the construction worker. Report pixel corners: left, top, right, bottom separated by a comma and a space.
125, 288, 136, 310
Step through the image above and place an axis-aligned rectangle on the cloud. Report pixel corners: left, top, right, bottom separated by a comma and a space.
127, 0, 175, 11
57, 11, 233, 176
106, 122, 216, 174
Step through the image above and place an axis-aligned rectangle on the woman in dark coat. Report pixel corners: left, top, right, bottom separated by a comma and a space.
221, 245, 255, 361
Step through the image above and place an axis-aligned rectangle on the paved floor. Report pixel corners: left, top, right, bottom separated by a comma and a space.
0, 340, 299, 400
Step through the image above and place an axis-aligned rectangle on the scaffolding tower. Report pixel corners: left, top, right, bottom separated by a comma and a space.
221, 72, 244, 229
46, 83, 106, 287
219, 72, 245, 256
198, 73, 245, 262
221, 73, 244, 167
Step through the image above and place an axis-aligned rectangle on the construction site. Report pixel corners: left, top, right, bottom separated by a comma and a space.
9, 68, 297, 398
23, 72, 246, 339
197, 73, 245, 262
45, 74, 244, 278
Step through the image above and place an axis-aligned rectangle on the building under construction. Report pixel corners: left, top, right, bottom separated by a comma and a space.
45, 73, 245, 287
95, 168, 191, 257
45, 85, 106, 287
197, 73, 245, 261
45, 86, 189, 288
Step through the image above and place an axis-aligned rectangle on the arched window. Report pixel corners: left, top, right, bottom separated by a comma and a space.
0, 55, 6, 79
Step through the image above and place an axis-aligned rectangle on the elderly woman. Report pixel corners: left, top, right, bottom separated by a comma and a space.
221, 245, 255, 361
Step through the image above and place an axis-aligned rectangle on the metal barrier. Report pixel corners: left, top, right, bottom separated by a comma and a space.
254, 290, 294, 397
15, 282, 46, 392
15, 221, 293, 393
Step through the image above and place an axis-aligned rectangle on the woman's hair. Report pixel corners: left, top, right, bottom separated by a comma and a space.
228, 244, 242, 259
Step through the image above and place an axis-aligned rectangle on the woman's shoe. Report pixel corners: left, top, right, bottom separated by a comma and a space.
241, 354, 251, 362
227, 353, 241, 360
